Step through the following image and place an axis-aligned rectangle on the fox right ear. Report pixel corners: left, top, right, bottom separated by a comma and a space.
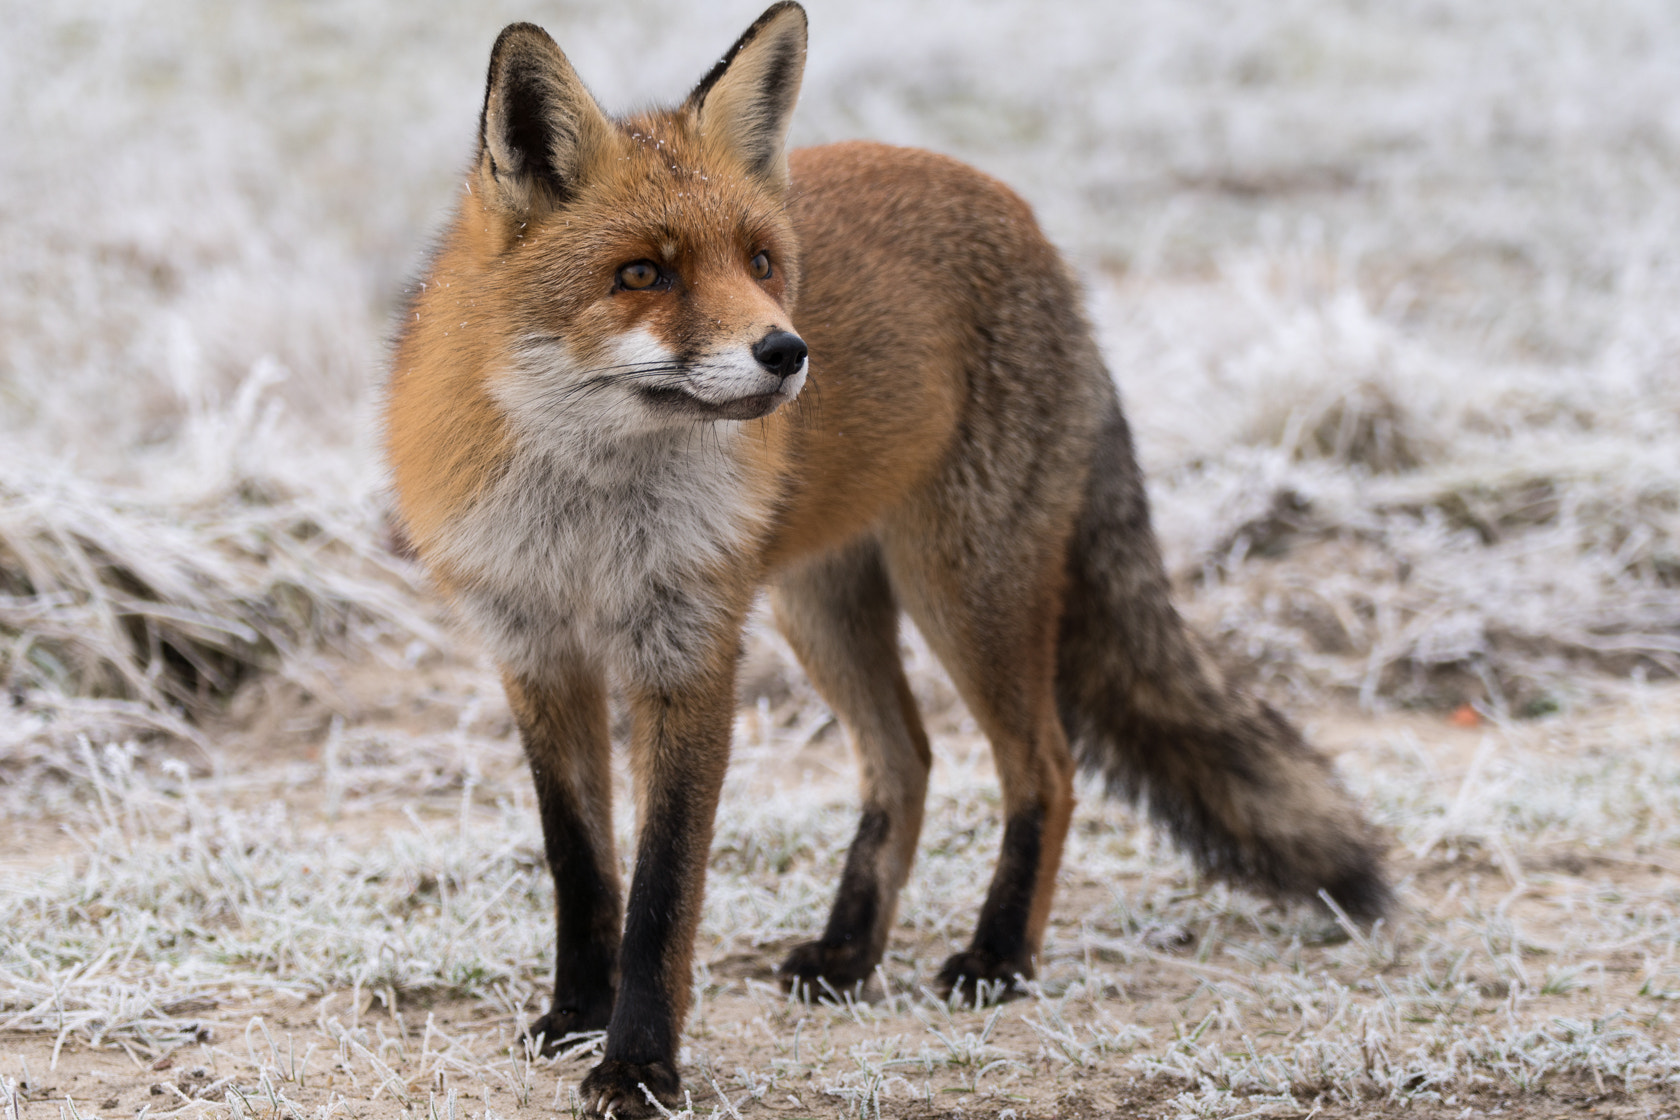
477, 23, 611, 213
686, 3, 808, 191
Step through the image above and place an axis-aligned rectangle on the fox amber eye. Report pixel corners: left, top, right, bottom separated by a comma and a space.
617, 261, 661, 290
749, 252, 772, 280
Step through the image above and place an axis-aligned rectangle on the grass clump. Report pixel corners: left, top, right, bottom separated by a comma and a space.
0, 455, 433, 753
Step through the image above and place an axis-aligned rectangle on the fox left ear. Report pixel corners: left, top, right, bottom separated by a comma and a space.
478, 23, 612, 213
686, 2, 808, 191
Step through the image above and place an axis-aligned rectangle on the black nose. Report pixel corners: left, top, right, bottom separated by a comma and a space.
752, 330, 808, 379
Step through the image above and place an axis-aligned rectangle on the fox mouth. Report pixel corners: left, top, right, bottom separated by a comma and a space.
639, 384, 787, 421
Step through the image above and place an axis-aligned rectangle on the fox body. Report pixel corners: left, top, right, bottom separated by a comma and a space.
385, 5, 1389, 1116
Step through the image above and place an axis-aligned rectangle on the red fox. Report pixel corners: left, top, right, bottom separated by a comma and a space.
385, 4, 1389, 1115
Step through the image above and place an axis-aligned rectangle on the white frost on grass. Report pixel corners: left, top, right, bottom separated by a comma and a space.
1, 693, 1677, 1113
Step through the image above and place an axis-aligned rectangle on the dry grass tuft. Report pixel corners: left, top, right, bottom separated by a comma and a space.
0, 455, 434, 757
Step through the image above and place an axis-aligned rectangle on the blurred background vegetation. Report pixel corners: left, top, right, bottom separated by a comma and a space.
3, 0, 1679, 744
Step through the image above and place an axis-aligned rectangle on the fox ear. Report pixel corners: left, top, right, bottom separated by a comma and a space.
478, 23, 611, 212
687, 3, 807, 191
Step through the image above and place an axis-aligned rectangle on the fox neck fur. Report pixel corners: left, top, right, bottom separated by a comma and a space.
387, 27, 808, 686
432, 392, 777, 686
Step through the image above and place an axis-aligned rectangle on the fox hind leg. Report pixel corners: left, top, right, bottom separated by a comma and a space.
881, 521, 1079, 1001
770, 538, 932, 995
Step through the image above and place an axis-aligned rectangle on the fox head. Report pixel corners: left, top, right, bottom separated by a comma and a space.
446, 3, 810, 443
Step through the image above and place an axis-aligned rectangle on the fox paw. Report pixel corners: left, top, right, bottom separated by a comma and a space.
935, 948, 1031, 1005
577, 1058, 680, 1119
777, 939, 875, 998
524, 1000, 612, 1056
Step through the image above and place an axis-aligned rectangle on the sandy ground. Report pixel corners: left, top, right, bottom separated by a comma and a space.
5, 642, 1678, 1120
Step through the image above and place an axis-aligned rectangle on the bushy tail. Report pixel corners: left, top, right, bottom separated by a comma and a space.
1056, 399, 1391, 921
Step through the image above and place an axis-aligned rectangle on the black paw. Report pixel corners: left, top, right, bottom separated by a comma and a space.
934, 948, 1031, 1005
577, 1057, 681, 1119
777, 939, 876, 999
525, 1000, 612, 1056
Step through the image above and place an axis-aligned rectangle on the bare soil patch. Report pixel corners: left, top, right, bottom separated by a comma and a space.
5, 648, 1678, 1119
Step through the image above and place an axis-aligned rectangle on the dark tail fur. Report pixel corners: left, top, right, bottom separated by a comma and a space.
1056, 397, 1391, 922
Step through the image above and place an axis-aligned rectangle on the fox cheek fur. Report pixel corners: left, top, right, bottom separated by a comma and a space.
384, 4, 1390, 1116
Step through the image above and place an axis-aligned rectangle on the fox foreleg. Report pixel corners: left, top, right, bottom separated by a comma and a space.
507, 669, 623, 1051
576, 655, 737, 1119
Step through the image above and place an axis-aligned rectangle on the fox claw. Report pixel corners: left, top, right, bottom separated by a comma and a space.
525, 1001, 613, 1056
935, 948, 1030, 1005
777, 939, 874, 998
577, 1058, 679, 1119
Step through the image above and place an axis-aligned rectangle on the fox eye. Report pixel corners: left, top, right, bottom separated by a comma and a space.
617, 261, 662, 291
749, 252, 772, 280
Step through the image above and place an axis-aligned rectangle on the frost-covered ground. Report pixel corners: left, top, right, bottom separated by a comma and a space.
4, 2, 1680, 1118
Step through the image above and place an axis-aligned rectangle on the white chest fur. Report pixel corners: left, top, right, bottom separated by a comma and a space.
434, 424, 766, 685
